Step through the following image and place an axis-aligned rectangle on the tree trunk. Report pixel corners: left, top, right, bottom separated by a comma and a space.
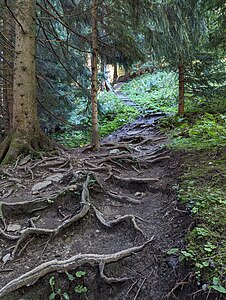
124, 65, 131, 81
91, 0, 100, 150
178, 57, 185, 115
3, 4, 14, 132
0, 0, 53, 165
100, 56, 107, 91
113, 63, 118, 83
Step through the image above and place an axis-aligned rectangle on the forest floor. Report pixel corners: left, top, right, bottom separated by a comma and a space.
1, 84, 223, 299
0, 112, 196, 300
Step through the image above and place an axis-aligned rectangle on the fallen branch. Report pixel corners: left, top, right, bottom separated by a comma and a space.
0, 240, 154, 298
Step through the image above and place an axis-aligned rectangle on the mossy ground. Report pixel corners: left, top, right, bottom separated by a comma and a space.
159, 113, 226, 295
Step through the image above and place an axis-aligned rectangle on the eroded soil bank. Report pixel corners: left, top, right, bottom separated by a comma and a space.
0, 114, 195, 299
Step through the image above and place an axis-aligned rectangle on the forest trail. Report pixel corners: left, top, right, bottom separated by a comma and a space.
114, 83, 141, 111
0, 101, 192, 299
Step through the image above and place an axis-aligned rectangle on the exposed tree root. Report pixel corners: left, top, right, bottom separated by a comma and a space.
102, 142, 135, 153
0, 240, 154, 298
92, 206, 146, 237
107, 190, 141, 204
165, 272, 193, 299
1, 197, 53, 217
111, 174, 159, 184
95, 153, 132, 165
0, 130, 55, 166
11, 175, 91, 258
99, 261, 129, 284
0, 228, 19, 241
119, 136, 145, 144
141, 150, 170, 160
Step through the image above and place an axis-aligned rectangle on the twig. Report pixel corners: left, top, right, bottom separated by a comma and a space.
134, 270, 154, 300
126, 279, 140, 296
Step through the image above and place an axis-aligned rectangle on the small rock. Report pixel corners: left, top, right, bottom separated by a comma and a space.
109, 149, 120, 154
46, 173, 64, 183
202, 284, 208, 292
7, 224, 22, 232
2, 253, 11, 264
32, 180, 52, 193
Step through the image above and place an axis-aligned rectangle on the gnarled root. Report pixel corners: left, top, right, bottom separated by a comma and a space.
0, 240, 154, 298
11, 175, 92, 258
92, 206, 146, 237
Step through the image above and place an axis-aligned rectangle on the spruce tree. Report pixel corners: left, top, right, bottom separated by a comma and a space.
0, 0, 53, 165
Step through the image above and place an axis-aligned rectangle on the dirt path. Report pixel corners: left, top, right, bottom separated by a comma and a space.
0, 111, 192, 299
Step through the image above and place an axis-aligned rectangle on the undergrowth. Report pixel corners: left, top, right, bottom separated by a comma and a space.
98, 91, 139, 136
160, 112, 226, 295
120, 71, 178, 113
52, 92, 138, 148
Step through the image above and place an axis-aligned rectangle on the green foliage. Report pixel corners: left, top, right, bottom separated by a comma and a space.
49, 271, 88, 300
186, 51, 226, 111
52, 129, 91, 148
121, 71, 178, 113
52, 91, 139, 147
161, 111, 226, 295
159, 113, 226, 150
99, 91, 139, 136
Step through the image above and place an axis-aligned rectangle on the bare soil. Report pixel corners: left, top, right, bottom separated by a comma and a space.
0, 114, 196, 300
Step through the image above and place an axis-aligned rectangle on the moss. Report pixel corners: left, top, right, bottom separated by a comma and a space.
0, 129, 54, 165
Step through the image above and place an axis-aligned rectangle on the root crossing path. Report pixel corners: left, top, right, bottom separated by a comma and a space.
0, 112, 191, 299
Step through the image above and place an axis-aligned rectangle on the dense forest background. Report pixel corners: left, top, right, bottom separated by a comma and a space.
0, 0, 225, 159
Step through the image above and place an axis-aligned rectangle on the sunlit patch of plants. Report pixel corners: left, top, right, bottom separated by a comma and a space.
51, 91, 139, 147
159, 113, 226, 150
98, 91, 139, 137
120, 71, 178, 113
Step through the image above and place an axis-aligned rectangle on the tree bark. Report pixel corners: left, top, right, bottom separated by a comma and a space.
0, 0, 53, 165
178, 57, 185, 115
113, 62, 118, 83
3, 4, 14, 132
91, 0, 100, 150
124, 65, 131, 81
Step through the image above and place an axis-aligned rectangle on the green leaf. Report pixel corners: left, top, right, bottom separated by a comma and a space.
65, 271, 75, 281
49, 276, 55, 287
49, 292, 56, 300
74, 285, 88, 294
211, 285, 226, 294
166, 248, 179, 255
63, 292, 70, 300
75, 271, 86, 278
213, 277, 220, 285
